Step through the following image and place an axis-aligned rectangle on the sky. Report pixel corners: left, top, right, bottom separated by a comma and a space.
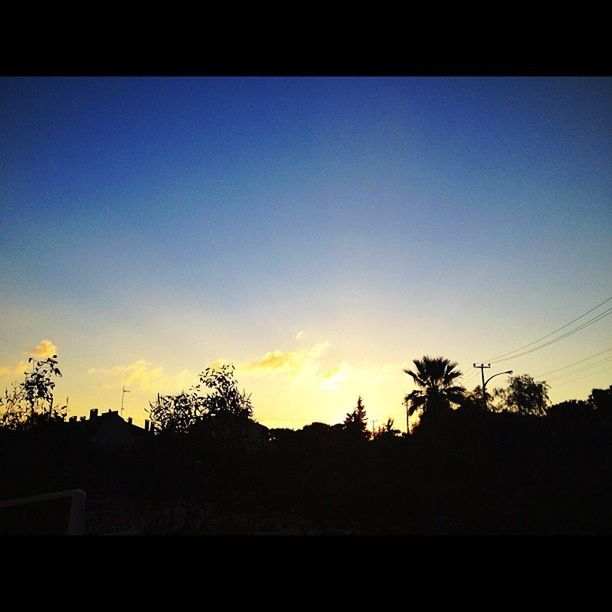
1, 77, 610, 432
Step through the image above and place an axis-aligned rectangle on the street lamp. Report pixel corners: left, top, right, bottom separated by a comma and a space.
482, 370, 513, 410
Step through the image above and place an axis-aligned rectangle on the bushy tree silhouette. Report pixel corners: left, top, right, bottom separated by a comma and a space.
494, 374, 549, 416
148, 391, 199, 434
0, 355, 66, 430
196, 363, 253, 419
148, 363, 253, 434
589, 385, 612, 413
459, 387, 491, 413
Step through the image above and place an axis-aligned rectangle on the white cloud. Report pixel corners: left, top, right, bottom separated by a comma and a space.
0, 340, 60, 379
241, 341, 330, 376
26, 339, 58, 359
88, 359, 197, 394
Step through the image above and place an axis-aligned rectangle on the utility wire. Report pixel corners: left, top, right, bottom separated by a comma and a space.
462, 365, 489, 388
549, 364, 612, 388
544, 357, 612, 383
462, 370, 480, 386
535, 347, 612, 378
486, 296, 612, 362
491, 307, 612, 364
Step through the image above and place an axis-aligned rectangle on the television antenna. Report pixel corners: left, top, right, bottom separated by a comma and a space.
120, 386, 131, 417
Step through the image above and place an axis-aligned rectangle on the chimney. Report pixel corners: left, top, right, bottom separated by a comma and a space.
127, 417, 133, 425
69, 416, 77, 423
144, 419, 150, 432
90, 408, 98, 419
80, 416, 86, 422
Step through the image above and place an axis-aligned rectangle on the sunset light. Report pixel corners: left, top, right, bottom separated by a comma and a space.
1, 74, 610, 534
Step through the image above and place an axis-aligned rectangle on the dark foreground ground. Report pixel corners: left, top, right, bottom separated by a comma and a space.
1, 410, 610, 534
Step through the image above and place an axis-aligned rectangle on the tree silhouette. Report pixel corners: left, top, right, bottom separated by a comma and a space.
343, 396, 370, 440
148, 391, 199, 434
548, 398, 592, 419
196, 363, 253, 419
0, 355, 66, 430
589, 385, 612, 413
373, 417, 400, 441
148, 363, 253, 434
459, 387, 492, 413
403, 356, 464, 422
494, 374, 549, 417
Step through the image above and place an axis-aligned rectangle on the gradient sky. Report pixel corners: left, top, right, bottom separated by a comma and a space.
1, 77, 610, 431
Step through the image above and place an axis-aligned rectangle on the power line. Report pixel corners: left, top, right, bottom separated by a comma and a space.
549, 364, 612, 388
486, 296, 612, 362
490, 307, 612, 364
464, 344, 611, 389
461, 362, 480, 379
545, 358, 612, 383
462, 364, 487, 389
545, 357, 612, 384
535, 347, 612, 379
462, 370, 480, 386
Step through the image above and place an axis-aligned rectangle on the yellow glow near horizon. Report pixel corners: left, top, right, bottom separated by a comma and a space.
0, 334, 610, 434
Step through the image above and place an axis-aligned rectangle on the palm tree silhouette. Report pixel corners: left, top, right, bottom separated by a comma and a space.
404, 356, 465, 421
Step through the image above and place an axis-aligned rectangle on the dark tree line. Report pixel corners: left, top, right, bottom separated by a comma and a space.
1, 353, 605, 436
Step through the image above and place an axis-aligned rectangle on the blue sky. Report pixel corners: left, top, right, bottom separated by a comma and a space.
1, 77, 610, 428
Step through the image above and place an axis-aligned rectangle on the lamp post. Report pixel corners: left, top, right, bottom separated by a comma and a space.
482, 370, 513, 410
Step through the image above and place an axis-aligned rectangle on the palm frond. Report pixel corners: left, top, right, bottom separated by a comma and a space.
445, 385, 466, 395
403, 368, 427, 388
407, 395, 427, 415
442, 366, 462, 386
404, 390, 423, 403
